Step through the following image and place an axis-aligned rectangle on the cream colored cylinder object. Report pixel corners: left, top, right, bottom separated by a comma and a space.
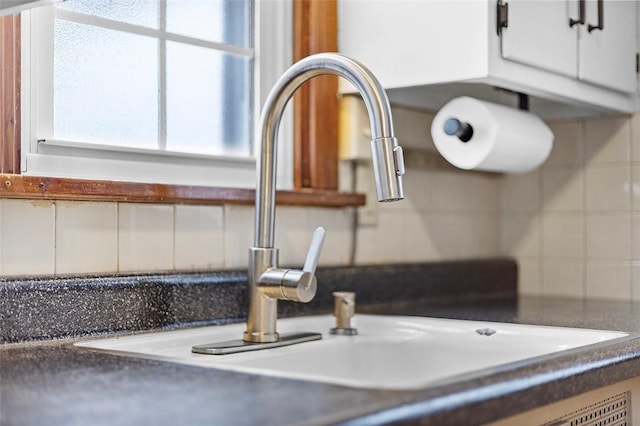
430, 96, 554, 173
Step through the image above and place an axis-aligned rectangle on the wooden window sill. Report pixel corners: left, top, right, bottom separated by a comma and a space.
0, 174, 365, 207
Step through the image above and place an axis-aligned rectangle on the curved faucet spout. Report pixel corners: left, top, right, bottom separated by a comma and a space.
256, 53, 405, 248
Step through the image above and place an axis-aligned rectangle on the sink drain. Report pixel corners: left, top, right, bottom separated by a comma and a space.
476, 328, 497, 336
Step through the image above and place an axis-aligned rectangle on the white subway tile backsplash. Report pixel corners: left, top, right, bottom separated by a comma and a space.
517, 258, 541, 296
355, 210, 406, 264
223, 205, 254, 269
430, 170, 464, 211
0, 199, 55, 276
585, 261, 631, 301
502, 213, 539, 258
631, 165, 640, 211
421, 212, 500, 260
465, 213, 501, 258
431, 171, 499, 213
309, 208, 352, 266
542, 168, 583, 212
55, 201, 117, 274
586, 214, 631, 260
274, 206, 311, 266
585, 165, 631, 212
118, 203, 174, 272
401, 210, 437, 262
632, 262, 640, 301
465, 174, 501, 212
502, 171, 540, 213
632, 114, 640, 163
542, 260, 584, 298
542, 214, 584, 259
422, 213, 458, 260
174, 205, 224, 270
585, 117, 631, 165
503, 113, 640, 301
402, 168, 431, 212
634, 214, 640, 260
545, 121, 583, 167
372, 210, 408, 263
353, 221, 378, 264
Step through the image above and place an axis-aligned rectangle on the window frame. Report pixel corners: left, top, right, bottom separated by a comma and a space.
293, 0, 338, 190
0, 14, 20, 174
21, 0, 282, 188
0, 0, 362, 207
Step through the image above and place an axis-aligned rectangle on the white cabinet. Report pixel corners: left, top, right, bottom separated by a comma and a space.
338, 0, 638, 115
501, 1, 578, 79
579, 0, 636, 92
502, 0, 636, 94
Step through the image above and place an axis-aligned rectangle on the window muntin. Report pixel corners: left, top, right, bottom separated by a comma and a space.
51, 0, 253, 157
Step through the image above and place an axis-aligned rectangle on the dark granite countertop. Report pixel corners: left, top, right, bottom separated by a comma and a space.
3, 261, 640, 425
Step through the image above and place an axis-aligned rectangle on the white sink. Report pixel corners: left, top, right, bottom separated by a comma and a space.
75, 315, 628, 390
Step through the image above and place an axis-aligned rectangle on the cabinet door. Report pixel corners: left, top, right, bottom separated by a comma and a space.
578, 0, 636, 93
501, 0, 578, 77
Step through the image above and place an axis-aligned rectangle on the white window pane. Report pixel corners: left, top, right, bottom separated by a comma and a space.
54, 20, 159, 148
166, 0, 251, 48
58, 0, 159, 28
166, 41, 252, 156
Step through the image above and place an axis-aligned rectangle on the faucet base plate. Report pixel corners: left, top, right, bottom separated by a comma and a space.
192, 332, 321, 355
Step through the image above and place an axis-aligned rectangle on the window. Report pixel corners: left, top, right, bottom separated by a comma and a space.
21, 0, 294, 188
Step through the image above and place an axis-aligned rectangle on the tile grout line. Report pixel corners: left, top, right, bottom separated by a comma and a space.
222, 205, 229, 269
628, 116, 634, 301
172, 204, 176, 272
581, 118, 588, 300
220, 205, 227, 269
538, 168, 544, 297
0, 199, 3, 275
115, 202, 120, 274
52, 200, 58, 275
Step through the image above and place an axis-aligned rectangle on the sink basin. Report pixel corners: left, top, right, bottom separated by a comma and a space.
75, 315, 628, 390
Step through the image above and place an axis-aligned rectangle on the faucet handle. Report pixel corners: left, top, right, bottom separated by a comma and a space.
279, 226, 324, 302
259, 227, 325, 303
281, 226, 325, 302
303, 226, 326, 273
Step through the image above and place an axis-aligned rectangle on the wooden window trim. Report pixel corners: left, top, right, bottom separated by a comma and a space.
0, 3, 358, 207
293, 0, 338, 190
0, 174, 364, 207
0, 15, 20, 174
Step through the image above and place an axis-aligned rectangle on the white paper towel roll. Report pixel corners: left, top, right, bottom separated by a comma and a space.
430, 96, 554, 173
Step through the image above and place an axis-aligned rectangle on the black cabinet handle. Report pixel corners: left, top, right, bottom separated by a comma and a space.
569, 0, 585, 27
588, 0, 604, 32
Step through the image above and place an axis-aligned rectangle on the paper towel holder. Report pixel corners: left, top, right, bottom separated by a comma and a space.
431, 96, 554, 174
443, 118, 474, 142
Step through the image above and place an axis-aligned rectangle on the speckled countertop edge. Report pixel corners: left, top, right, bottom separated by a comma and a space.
1, 259, 517, 344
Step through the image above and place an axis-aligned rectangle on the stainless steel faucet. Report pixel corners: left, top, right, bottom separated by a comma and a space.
192, 53, 404, 355
246, 52, 405, 342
